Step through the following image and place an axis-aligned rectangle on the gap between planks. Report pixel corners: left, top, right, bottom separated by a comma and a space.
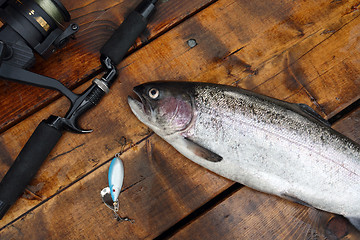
154, 183, 243, 240
0, 133, 154, 231
328, 98, 360, 125
2, 50, 359, 236
2, 0, 359, 234
2, 0, 359, 133
151, 102, 360, 239
0, 0, 232, 229
0, 0, 219, 135
6, 99, 357, 234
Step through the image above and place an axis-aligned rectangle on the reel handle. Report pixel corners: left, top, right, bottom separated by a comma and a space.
100, 0, 156, 65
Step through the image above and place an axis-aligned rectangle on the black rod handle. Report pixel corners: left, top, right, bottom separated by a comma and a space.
100, 0, 156, 65
0, 121, 62, 219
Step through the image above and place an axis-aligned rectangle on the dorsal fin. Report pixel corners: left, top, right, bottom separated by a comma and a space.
295, 104, 331, 127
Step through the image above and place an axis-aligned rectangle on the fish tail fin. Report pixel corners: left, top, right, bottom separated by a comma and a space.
347, 217, 360, 231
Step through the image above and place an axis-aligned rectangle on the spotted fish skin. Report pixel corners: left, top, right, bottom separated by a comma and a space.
127, 81, 360, 229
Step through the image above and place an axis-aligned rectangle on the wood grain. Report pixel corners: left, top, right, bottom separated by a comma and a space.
167, 107, 360, 240
0, 135, 232, 239
0, 0, 359, 238
170, 187, 360, 240
115, 0, 360, 117
0, 0, 359, 222
0, 0, 216, 132
332, 105, 360, 143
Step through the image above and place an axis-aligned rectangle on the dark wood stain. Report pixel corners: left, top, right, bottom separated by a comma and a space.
236, 0, 294, 22
0, 140, 13, 172
326, 216, 349, 239
179, 20, 231, 63
0, 0, 360, 238
284, 51, 327, 116
0, 0, 217, 133
145, 139, 206, 214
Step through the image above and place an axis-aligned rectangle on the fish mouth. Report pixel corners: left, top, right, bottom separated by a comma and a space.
128, 86, 151, 119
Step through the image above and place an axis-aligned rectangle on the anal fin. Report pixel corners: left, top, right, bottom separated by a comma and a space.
281, 193, 313, 208
183, 137, 223, 162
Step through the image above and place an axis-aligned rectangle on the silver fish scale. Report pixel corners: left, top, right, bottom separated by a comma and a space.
179, 85, 360, 217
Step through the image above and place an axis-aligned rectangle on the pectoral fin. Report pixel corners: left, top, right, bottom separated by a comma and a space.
183, 137, 223, 162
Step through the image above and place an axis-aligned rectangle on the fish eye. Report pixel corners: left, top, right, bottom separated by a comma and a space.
148, 88, 159, 99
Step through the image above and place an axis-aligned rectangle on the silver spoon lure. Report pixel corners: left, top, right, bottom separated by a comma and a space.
100, 154, 134, 222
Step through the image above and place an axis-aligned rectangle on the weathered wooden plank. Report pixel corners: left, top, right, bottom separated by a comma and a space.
168, 107, 360, 240
0, 0, 216, 132
332, 106, 360, 143
0, 135, 232, 239
117, 0, 360, 117
169, 187, 360, 240
0, 0, 359, 233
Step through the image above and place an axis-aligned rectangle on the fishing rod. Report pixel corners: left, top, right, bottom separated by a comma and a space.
0, 0, 157, 219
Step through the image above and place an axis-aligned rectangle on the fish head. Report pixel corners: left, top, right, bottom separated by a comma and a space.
128, 81, 194, 136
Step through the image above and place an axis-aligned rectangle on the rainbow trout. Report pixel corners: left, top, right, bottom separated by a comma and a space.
128, 81, 360, 229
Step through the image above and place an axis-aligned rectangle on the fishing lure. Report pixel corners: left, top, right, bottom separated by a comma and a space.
100, 154, 133, 222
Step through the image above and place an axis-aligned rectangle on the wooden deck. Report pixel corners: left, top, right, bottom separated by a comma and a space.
1, 0, 360, 239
